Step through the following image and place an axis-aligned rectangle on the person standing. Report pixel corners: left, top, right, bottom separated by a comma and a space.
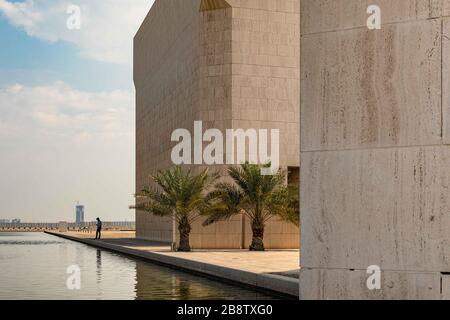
95, 217, 102, 240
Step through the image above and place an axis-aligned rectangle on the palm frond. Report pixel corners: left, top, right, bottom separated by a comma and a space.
202, 182, 244, 226
264, 184, 299, 226
131, 166, 218, 222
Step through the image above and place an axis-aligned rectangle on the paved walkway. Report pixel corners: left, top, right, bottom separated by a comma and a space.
63, 231, 299, 274
47, 231, 300, 296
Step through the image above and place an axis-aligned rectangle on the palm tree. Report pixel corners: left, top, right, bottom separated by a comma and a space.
131, 166, 217, 252
204, 163, 299, 251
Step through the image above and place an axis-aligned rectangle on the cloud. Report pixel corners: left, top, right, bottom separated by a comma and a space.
0, 81, 134, 144
0, 0, 154, 65
0, 82, 136, 222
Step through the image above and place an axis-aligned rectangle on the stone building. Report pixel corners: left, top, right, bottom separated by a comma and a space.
134, 0, 450, 299
134, 0, 300, 249
300, 0, 450, 299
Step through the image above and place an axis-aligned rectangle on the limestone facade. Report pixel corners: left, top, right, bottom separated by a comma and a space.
300, 0, 450, 299
134, 0, 300, 249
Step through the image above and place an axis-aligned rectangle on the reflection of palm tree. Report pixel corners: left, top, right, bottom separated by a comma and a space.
96, 249, 102, 283
133, 259, 274, 300
176, 279, 191, 300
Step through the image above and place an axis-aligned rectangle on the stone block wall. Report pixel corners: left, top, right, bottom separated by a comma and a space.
227, 0, 300, 249
300, 0, 450, 299
134, 0, 203, 242
134, 0, 300, 249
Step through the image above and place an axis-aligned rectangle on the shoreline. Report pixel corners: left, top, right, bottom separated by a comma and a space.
45, 231, 299, 298
1, 230, 59, 232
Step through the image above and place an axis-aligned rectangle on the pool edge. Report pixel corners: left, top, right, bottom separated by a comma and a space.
45, 231, 299, 299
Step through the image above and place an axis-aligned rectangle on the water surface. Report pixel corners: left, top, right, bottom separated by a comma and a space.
0, 232, 276, 300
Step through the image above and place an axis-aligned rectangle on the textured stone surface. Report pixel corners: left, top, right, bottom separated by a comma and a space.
134, 0, 300, 248
301, 0, 442, 35
230, 0, 300, 166
135, 0, 203, 243
442, 275, 450, 299
301, 19, 441, 152
301, 0, 450, 299
299, 268, 441, 300
301, 146, 450, 272
443, 17, 450, 145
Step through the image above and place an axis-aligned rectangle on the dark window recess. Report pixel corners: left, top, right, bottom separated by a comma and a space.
288, 167, 299, 185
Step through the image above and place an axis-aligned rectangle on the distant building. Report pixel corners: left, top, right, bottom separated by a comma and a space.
75, 205, 84, 225
11, 218, 21, 223
134, 0, 300, 249
0, 219, 10, 223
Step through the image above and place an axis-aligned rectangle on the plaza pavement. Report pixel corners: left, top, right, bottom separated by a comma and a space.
46, 230, 300, 297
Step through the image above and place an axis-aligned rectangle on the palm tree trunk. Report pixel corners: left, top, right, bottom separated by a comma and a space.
250, 223, 265, 251
178, 217, 191, 252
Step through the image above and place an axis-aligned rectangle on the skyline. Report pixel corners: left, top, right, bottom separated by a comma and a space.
0, 0, 155, 222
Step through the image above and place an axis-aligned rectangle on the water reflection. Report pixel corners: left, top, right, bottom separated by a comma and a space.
0, 233, 277, 300
96, 249, 102, 284
134, 260, 274, 300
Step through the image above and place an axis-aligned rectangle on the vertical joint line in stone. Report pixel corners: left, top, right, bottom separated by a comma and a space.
441, 18, 444, 143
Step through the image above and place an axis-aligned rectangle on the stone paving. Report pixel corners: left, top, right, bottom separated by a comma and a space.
57, 231, 300, 277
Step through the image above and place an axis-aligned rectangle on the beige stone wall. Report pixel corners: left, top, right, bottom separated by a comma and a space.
228, 0, 300, 249
134, 0, 203, 242
300, 0, 450, 299
134, 0, 299, 249
228, 0, 300, 167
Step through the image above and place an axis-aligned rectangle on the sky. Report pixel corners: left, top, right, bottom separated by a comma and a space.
0, 0, 155, 222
